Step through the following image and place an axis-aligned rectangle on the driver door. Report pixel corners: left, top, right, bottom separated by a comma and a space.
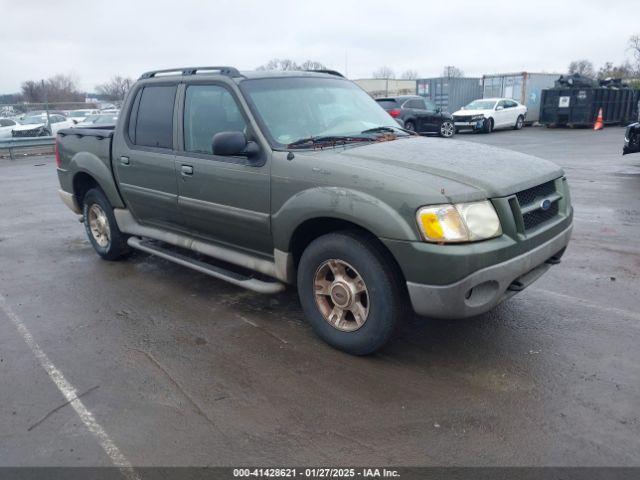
494, 100, 509, 127
174, 83, 272, 257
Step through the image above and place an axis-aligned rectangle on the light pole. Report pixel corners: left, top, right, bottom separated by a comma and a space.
41, 79, 51, 133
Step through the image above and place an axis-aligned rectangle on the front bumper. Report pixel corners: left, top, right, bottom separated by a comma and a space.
406, 222, 572, 319
454, 120, 484, 130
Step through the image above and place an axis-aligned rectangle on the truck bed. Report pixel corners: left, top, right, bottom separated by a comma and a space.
57, 126, 114, 170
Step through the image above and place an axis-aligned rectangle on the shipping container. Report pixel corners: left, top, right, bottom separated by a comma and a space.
539, 86, 640, 127
415, 77, 483, 114
482, 72, 560, 123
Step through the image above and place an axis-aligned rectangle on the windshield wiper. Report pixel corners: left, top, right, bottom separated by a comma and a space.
360, 125, 415, 135
286, 135, 373, 149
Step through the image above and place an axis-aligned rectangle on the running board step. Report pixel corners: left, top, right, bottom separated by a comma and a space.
127, 237, 286, 294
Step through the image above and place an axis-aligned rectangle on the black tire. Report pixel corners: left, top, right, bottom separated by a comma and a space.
404, 120, 416, 132
297, 231, 405, 355
82, 188, 130, 261
482, 117, 493, 133
513, 115, 524, 130
439, 120, 455, 138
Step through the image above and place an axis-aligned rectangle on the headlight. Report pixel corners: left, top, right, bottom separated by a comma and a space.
471, 115, 485, 121
416, 201, 502, 243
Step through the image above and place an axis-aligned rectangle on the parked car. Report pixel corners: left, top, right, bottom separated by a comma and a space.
453, 98, 527, 133
68, 109, 100, 124
623, 122, 640, 155
0, 118, 20, 138
376, 95, 455, 137
56, 67, 572, 355
12, 113, 74, 137
75, 113, 119, 127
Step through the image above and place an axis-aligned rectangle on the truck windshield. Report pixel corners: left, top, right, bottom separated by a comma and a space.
240, 77, 406, 149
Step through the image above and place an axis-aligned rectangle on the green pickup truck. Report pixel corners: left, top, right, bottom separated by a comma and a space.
56, 66, 573, 355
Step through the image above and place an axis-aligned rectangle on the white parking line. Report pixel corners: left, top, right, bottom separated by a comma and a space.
0, 295, 140, 479
530, 288, 640, 321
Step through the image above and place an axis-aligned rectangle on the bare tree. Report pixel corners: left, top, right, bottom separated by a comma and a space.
400, 70, 419, 80
256, 58, 326, 71
21, 74, 83, 103
628, 35, 640, 74
95, 75, 134, 101
372, 66, 395, 79
597, 61, 635, 79
568, 59, 595, 78
442, 66, 463, 78
300, 60, 327, 70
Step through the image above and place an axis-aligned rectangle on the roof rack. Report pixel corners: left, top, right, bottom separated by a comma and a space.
139, 66, 243, 79
305, 69, 345, 78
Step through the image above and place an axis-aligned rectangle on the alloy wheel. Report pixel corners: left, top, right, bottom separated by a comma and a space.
440, 121, 454, 137
88, 204, 111, 248
314, 259, 369, 332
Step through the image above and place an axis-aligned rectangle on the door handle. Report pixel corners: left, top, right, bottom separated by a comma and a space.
120, 156, 130, 165
181, 165, 194, 176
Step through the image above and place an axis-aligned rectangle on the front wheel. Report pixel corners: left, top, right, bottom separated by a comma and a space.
513, 115, 524, 130
82, 188, 130, 260
297, 231, 405, 355
439, 120, 455, 138
482, 117, 494, 133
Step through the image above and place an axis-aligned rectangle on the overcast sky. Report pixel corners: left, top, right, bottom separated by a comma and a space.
0, 0, 637, 93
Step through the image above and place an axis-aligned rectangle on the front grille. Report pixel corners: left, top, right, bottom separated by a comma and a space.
522, 202, 559, 230
513, 179, 562, 232
516, 180, 556, 207
453, 115, 473, 122
12, 129, 39, 137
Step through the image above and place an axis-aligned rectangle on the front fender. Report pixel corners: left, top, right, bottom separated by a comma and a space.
69, 152, 125, 208
272, 186, 420, 252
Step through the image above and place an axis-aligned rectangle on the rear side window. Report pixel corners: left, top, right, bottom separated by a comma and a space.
133, 85, 176, 149
376, 100, 398, 109
404, 99, 425, 109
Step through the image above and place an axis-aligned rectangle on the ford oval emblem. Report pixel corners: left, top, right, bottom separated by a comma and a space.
540, 199, 552, 211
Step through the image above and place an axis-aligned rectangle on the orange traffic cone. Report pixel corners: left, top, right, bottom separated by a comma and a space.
593, 108, 604, 131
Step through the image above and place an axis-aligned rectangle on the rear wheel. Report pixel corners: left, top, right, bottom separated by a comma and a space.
513, 115, 524, 130
297, 231, 405, 355
439, 120, 455, 138
404, 120, 416, 132
82, 188, 130, 260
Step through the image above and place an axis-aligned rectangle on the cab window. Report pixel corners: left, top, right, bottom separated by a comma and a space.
183, 85, 247, 155
133, 85, 177, 149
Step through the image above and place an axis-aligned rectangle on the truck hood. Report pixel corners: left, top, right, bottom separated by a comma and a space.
331, 136, 563, 200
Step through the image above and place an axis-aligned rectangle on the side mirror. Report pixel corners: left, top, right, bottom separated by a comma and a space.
212, 131, 259, 158
435, 107, 442, 113
72, 119, 78, 124
496, 106, 504, 111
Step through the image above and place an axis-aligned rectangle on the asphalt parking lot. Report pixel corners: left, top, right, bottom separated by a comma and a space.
1, 126, 639, 467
